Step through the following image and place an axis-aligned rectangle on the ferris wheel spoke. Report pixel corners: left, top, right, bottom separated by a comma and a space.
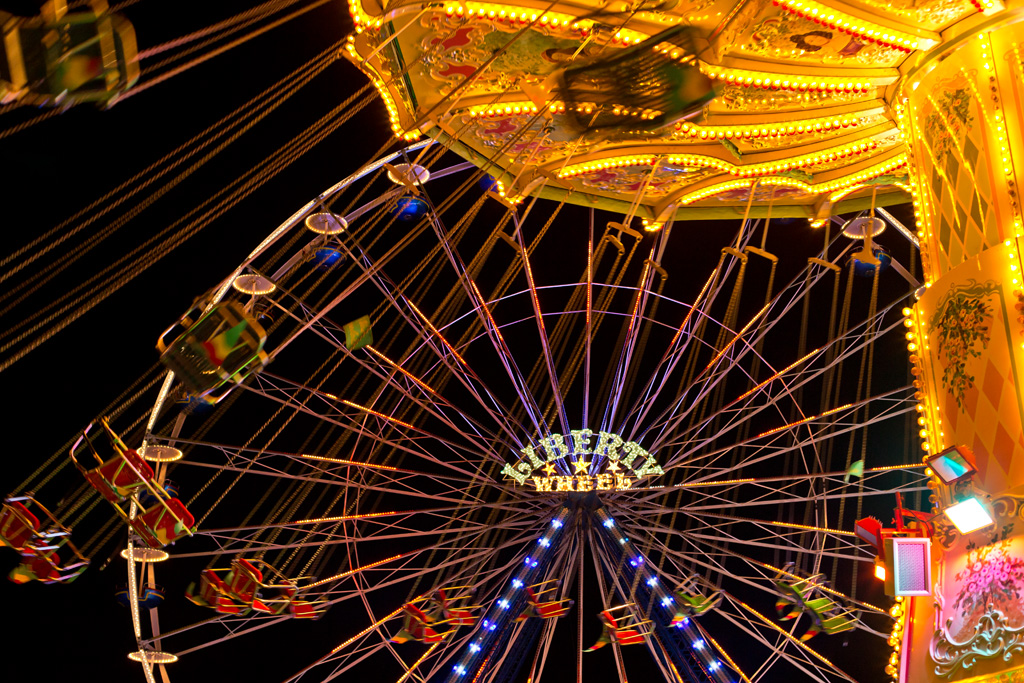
194, 498, 534, 540
239, 374, 508, 484
278, 303, 519, 456
267, 240, 528, 453
169, 509, 523, 559
628, 463, 926, 513
585, 528, 632, 683
630, 237, 838, 449
654, 408, 918, 494
709, 600, 840, 683
165, 612, 294, 657
513, 213, 574, 435
656, 524, 868, 566
633, 520, 889, 621
403, 297, 530, 447
657, 312, 907, 461
285, 606, 406, 683
602, 254, 659, 429
313, 516, 544, 606
658, 386, 914, 476
643, 297, 903, 455
398, 184, 548, 435
721, 593, 860, 682
640, 301, 773, 453
622, 268, 718, 440
158, 519, 541, 659
663, 385, 913, 471
160, 436, 488, 489
274, 200, 530, 449
313, 640, 398, 683
588, 532, 680, 683
255, 369, 501, 466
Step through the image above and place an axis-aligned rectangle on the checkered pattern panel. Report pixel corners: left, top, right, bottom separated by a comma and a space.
926, 249, 1024, 495
909, 42, 1014, 281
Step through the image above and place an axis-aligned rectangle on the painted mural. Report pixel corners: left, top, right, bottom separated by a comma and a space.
916, 242, 1024, 503
931, 282, 996, 408
931, 495, 1024, 677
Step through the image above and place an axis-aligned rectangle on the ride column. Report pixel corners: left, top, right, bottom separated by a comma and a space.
895, 11, 1024, 683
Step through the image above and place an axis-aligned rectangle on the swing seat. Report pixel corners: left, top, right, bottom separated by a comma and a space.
158, 302, 268, 403
289, 600, 322, 619
517, 585, 573, 621
226, 558, 275, 612
262, 579, 323, 619
83, 447, 155, 504
429, 587, 480, 627
674, 589, 721, 618
130, 498, 194, 548
1, 4, 139, 107
536, 601, 571, 618
0, 501, 40, 550
531, 599, 573, 619
821, 612, 857, 635
9, 546, 88, 585
187, 571, 244, 614
442, 607, 477, 626
773, 566, 858, 639
556, 26, 715, 135
228, 558, 263, 602
613, 628, 646, 646
393, 603, 450, 643
588, 610, 649, 649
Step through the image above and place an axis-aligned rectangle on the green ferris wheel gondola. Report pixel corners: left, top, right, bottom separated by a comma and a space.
157, 301, 269, 404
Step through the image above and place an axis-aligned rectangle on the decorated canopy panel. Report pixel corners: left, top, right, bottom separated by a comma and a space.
339, 0, 990, 223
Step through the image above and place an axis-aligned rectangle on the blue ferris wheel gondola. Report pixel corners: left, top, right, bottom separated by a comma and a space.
311, 247, 345, 270
116, 585, 166, 610
392, 196, 429, 221
478, 174, 500, 192
139, 480, 179, 508
850, 247, 891, 278
176, 392, 213, 416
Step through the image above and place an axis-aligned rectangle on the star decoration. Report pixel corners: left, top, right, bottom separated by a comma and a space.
606, 460, 621, 472
542, 463, 556, 476
573, 459, 591, 474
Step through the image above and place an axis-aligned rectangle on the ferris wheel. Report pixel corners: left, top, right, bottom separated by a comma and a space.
0, 135, 929, 683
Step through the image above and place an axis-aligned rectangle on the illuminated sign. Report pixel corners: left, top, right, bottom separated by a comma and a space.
500, 430, 663, 492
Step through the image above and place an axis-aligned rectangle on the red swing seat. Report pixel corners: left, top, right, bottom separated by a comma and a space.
84, 447, 155, 504
130, 497, 195, 548
228, 558, 271, 612
8, 544, 89, 585
393, 603, 449, 643
186, 569, 245, 614
0, 501, 40, 550
289, 599, 322, 619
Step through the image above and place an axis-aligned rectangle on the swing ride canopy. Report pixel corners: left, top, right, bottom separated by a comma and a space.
341, 0, 986, 225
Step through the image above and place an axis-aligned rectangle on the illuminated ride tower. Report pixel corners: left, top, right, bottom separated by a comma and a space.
898, 11, 1024, 683
343, 0, 1024, 680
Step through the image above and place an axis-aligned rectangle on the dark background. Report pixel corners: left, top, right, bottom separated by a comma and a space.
0, 1, 919, 680
0, 1, 385, 678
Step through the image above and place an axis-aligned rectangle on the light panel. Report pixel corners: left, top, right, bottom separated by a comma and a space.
944, 498, 994, 534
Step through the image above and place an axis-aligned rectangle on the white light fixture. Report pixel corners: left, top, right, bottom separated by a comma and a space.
891, 537, 932, 596
944, 498, 994, 534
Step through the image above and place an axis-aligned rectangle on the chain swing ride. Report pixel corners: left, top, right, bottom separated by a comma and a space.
0, 0, 951, 681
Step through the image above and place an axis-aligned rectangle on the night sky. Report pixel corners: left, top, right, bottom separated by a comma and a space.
2, 1, 382, 678
0, 2, 920, 681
